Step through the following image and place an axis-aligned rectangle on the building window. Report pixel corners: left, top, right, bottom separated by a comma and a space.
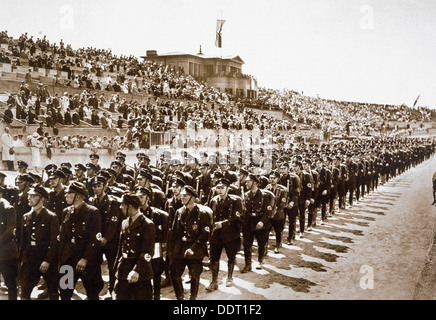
189, 62, 194, 76
205, 65, 213, 75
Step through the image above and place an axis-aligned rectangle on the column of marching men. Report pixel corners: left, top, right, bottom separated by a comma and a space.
0, 137, 434, 300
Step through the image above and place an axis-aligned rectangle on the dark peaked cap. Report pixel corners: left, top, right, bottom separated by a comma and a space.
28, 184, 49, 199
183, 185, 198, 198
122, 193, 142, 208
49, 169, 66, 180
65, 181, 88, 196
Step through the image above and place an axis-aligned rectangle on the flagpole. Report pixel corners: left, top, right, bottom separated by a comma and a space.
220, 10, 223, 76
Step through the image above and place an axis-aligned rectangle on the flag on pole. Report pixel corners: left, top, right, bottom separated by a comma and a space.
413, 94, 420, 108
215, 19, 226, 48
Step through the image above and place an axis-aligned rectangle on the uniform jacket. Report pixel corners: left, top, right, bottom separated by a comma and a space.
196, 174, 211, 204
265, 184, 288, 220
0, 198, 18, 261
209, 194, 242, 243
164, 196, 183, 229
331, 166, 340, 191
89, 194, 122, 248
151, 187, 166, 210
318, 168, 332, 200
58, 202, 102, 265
243, 188, 275, 231
167, 204, 211, 261
115, 214, 155, 281
15, 190, 31, 244
143, 206, 169, 259
286, 173, 301, 206
46, 188, 68, 223
20, 207, 59, 265
299, 171, 314, 203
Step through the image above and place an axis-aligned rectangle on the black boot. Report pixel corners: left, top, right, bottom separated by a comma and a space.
226, 261, 235, 287
189, 277, 200, 300
172, 278, 184, 300
241, 246, 252, 273
206, 262, 219, 292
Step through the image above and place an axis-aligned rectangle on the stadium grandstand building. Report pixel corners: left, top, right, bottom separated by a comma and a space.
142, 49, 258, 99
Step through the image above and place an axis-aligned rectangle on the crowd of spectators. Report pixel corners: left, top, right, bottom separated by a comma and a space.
0, 30, 230, 104
1, 30, 435, 152
241, 87, 435, 136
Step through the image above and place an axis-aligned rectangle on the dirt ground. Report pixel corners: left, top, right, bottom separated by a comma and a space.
1, 154, 436, 300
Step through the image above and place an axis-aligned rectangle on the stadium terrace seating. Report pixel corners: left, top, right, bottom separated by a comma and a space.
0, 30, 434, 143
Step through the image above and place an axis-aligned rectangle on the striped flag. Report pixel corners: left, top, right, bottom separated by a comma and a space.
215, 19, 226, 48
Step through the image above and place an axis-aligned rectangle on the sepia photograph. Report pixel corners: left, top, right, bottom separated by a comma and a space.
0, 0, 435, 308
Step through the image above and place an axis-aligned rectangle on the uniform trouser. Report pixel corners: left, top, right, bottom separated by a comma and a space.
308, 197, 317, 228
170, 258, 203, 300
0, 259, 18, 300
210, 237, 241, 263
115, 279, 152, 300
355, 180, 361, 201
298, 202, 307, 233
373, 174, 379, 190
338, 183, 346, 209
320, 196, 329, 221
269, 219, 285, 246
152, 257, 165, 300
285, 207, 298, 241
348, 184, 355, 206
242, 228, 269, 264
329, 190, 337, 213
59, 260, 104, 300
102, 246, 118, 293
20, 261, 59, 300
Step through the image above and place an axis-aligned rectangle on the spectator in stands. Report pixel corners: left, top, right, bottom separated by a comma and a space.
91, 109, 100, 126
64, 108, 72, 125
26, 106, 37, 125
72, 109, 80, 126
3, 104, 13, 124
1, 127, 14, 170
25, 68, 32, 83
100, 111, 109, 129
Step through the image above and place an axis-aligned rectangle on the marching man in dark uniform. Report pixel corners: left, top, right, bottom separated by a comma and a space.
85, 162, 98, 198
15, 173, 34, 250
318, 163, 332, 225
206, 178, 242, 291
19, 185, 59, 300
114, 193, 155, 300
241, 174, 275, 272
163, 177, 185, 287
136, 169, 166, 210
265, 171, 288, 253
136, 186, 169, 300
89, 153, 101, 173
58, 181, 104, 300
46, 169, 68, 223
195, 162, 212, 204
283, 163, 301, 245
347, 154, 358, 207
89, 175, 123, 300
294, 160, 313, 238
336, 156, 348, 211
167, 185, 211, 300
73, 163, 87, 184
0, 185, 18, 300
